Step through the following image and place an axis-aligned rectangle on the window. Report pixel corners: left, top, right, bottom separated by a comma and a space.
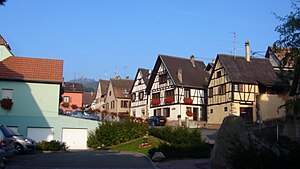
121, 100, 129, 108
210, 109, 213, 114
163, 108, 170, 117
63, 96, 70, 103
165, 90, 174, 98
111, 101, 115, 109
224, 107, 228, 111
106, 103, 109, 110
2, 89, 13, 99
184, 89, 191, 98
138, 79, 142, 85
142, 109, 145, 116
209, 88, 213, 98
152, 93, 160, 99
159, 73, 168, 84
217, 71, 221, 78
218, 85, 226, 95
234, 84, 244, 92
132, 110, 136, 117
109, 91, 112, 96
154, 109, 161, 116
131, 93, 136, 101
139, 92, 144, 100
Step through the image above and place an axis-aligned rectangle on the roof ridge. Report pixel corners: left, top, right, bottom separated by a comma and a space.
159, 54, 204, 62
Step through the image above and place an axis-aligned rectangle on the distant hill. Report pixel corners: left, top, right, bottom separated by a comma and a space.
68, 77, 98, 92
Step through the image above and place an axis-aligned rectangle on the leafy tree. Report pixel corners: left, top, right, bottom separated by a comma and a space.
0, 0, 6, 6
274, 1, 300, 139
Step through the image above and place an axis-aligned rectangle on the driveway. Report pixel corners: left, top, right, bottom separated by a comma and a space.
6, 150, 156, 169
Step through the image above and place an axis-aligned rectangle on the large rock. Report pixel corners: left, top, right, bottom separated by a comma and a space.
152, 151, 165, 162
210, 115, 249, 169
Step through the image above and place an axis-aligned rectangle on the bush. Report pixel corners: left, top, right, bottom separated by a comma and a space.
87, 120, 148, 148
148, 127, 213, 159
36, 140, 68, 151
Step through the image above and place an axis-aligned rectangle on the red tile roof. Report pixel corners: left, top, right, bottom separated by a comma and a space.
0, 56, 63, 83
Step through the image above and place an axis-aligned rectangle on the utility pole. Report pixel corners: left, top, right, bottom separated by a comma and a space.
232, 32, 237, 56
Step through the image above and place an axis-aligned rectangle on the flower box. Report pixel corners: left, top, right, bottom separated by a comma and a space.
151, 99, 160, 106
183, 98, 193, 104
164, 97, 174, 104
1, 98, 13, 110
186, 110, 193, 117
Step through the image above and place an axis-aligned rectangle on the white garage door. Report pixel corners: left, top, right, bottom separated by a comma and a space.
62, 128, 87, 150
27, 128, 54, 142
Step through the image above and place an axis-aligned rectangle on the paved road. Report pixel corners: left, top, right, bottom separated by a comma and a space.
6, 150, 156, 169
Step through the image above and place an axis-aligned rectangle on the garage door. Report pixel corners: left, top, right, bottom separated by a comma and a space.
27, 128, 54, 142
62, 128, 87, 149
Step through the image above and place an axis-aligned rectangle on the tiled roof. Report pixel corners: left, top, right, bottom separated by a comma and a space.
111, 78, 134, 99
218, 54, 285, 87
147, 55, 209, 91
83, 92, 96, 105
0, 56, 63, 83
64, 82, 84, 92
99, 79, 109, 96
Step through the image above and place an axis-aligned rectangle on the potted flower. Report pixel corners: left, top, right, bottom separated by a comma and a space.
186, 110, 193, 117
61, 102, 69, 108
183, 98, 193, 104
1, 98, 13, 110
151, 99, 160, 106
71, 104, 78, 110
164, 97, 174, 104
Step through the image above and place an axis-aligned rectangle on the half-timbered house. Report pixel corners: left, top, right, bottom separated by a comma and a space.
146, 55, 209, 125
207, 42, 287, 128
130, 68, 151, 119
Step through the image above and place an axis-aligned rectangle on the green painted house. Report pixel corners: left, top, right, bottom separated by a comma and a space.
0, 35, 99, 149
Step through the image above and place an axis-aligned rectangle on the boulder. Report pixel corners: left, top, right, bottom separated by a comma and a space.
152, 151, 165, 162
210, 115, 249, 169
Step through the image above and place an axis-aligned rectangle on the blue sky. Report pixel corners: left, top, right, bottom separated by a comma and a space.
0, 0, 293, 81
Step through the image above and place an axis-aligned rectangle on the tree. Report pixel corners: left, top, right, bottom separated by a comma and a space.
0, 0, 7, 6
274, 1, 300, 140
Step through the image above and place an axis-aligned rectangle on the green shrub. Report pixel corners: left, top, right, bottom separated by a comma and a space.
148, 127, 213, 159
87, 120, 148, 148
149, 126, 206, 144
36, 140, 68, 151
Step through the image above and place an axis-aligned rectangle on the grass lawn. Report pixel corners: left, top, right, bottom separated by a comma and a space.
107, 136, 162, 156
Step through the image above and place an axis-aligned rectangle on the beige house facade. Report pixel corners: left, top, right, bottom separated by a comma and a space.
104, 77, 134, 115
207, 45, 288, 128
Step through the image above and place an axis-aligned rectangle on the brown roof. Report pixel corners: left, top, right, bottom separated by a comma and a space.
139, 68, 151, 86
217, 54, 285, 87
64, 82, 84, 92
146, 55, 209, 91
0, 56, 63, 83
83, 92, 96, 105
99, 79, 109, 96
111, 78, 134, 99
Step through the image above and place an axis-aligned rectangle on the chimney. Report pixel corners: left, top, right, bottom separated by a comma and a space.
125, 76, 129, 80
116, 76, 121, 79
190, 55, 196, 67
177, 67, 183, 83
245, 40, 250, 62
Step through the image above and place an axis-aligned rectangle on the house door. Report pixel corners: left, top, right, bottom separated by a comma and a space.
193, 108, 199, 121
240, 107, 253, 123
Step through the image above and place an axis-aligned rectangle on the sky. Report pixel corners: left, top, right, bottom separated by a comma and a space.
0, 0, 293, 81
